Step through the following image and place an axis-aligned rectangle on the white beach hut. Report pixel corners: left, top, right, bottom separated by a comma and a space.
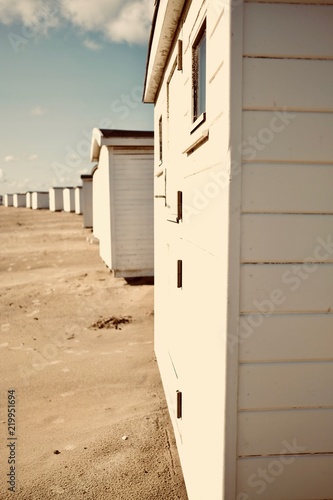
144, 1, 333, 499
92, 165, 102, 240
80, 174, 93, 228
63, 187, 75, 213
49, 187, 64, 212
13, 193, 26, 207
32, 191, 49, 210
4, 194, 14, 207
26, 192, 32, 209
90, 128, 154, 277
74, 186, 82, 215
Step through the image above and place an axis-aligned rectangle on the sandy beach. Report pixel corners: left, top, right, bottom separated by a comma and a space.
0, 206, 188, 500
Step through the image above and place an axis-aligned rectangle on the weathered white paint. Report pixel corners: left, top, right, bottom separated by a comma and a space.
74, 186, 82, 215
32, 192, 49, 210
80, 175, 93, 228
144, 0, 333, 499
49, 187, 64, 212
4, 194, 13, 207
63, 188, 75, 213
90, 129, 154, 277
13, 193, 26, 208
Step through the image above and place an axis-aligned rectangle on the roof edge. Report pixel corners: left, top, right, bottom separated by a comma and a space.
143, 0, 186, 103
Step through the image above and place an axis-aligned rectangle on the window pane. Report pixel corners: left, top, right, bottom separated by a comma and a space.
198, 33, 206, 117
193, 26, 206, 122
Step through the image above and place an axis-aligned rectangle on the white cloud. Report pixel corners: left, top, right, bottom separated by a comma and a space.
4, 155, 15, 162
0, 0, 153, 45
83, 38, 103, 51
31, 105, 45, 116
0, 0, 60, 31
105, 0, 153, 44
28, 154, 39, 161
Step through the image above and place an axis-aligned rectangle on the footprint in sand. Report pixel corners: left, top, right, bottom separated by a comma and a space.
1, 323, 10, 332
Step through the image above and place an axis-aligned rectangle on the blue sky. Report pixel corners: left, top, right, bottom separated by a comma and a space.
0, 0, 154, 195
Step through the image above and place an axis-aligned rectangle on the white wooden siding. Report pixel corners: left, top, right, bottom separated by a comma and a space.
241, 214, 333, 263
237, 455, 333, 500
243, 58, 333, 111
242, 111, 333, 164
239, 2, 333, 497
112, 151, 154, 276
242, 164, 333, 214
241, 264, 333, 313
238, 408, 333, 455
239, 362, 333, 410
243, 3, 333, 58
239, 314, 333, 363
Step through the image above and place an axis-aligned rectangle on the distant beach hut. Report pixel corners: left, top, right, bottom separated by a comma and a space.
49, 187, 63, 212
26, 192, 32, 209
32, 191, 49, 210
92, 165, 102, 240
63, 188, 75, 212
4, 194, 13, 207
90, 128, 154, 278
75, 186, 82, 215
80, 174, 93, 228
13, 193, 26, 207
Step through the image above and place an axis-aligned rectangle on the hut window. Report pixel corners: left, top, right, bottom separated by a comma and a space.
192, 21, 206, 125
159, 116, 163, 164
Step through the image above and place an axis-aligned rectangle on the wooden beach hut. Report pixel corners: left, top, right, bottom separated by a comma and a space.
80, 174, 93, 228
26, 192, 32, 209
63, 187, 75, 213
90, 128, 154, 277
74, 186, 82, 215
4, 194, 14, 207
49, 187, 64, 212
91, 165, 102, 240
143, 1, 333, 499
13, 193, 26, 207
32, 192, 49, 210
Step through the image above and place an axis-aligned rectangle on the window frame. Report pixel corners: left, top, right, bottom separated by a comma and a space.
192, 20, 207, 131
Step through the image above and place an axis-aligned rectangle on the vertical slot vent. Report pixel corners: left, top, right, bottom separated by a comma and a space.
176, 391, 182, 419
177, 190, 183, 221
177, 260, 182, 288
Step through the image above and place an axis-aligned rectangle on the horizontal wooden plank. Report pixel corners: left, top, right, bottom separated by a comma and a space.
241, 214, 333, 263
238, 408, 333, 456
242, 111, 333, 163
239, 362, 333, 410
241, 264, 333, 314
244, 3, 333, 58
239, 314, 333, 363
237, 455, 333, 499
243, 58, 333, 111
241, 164, 333, 213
